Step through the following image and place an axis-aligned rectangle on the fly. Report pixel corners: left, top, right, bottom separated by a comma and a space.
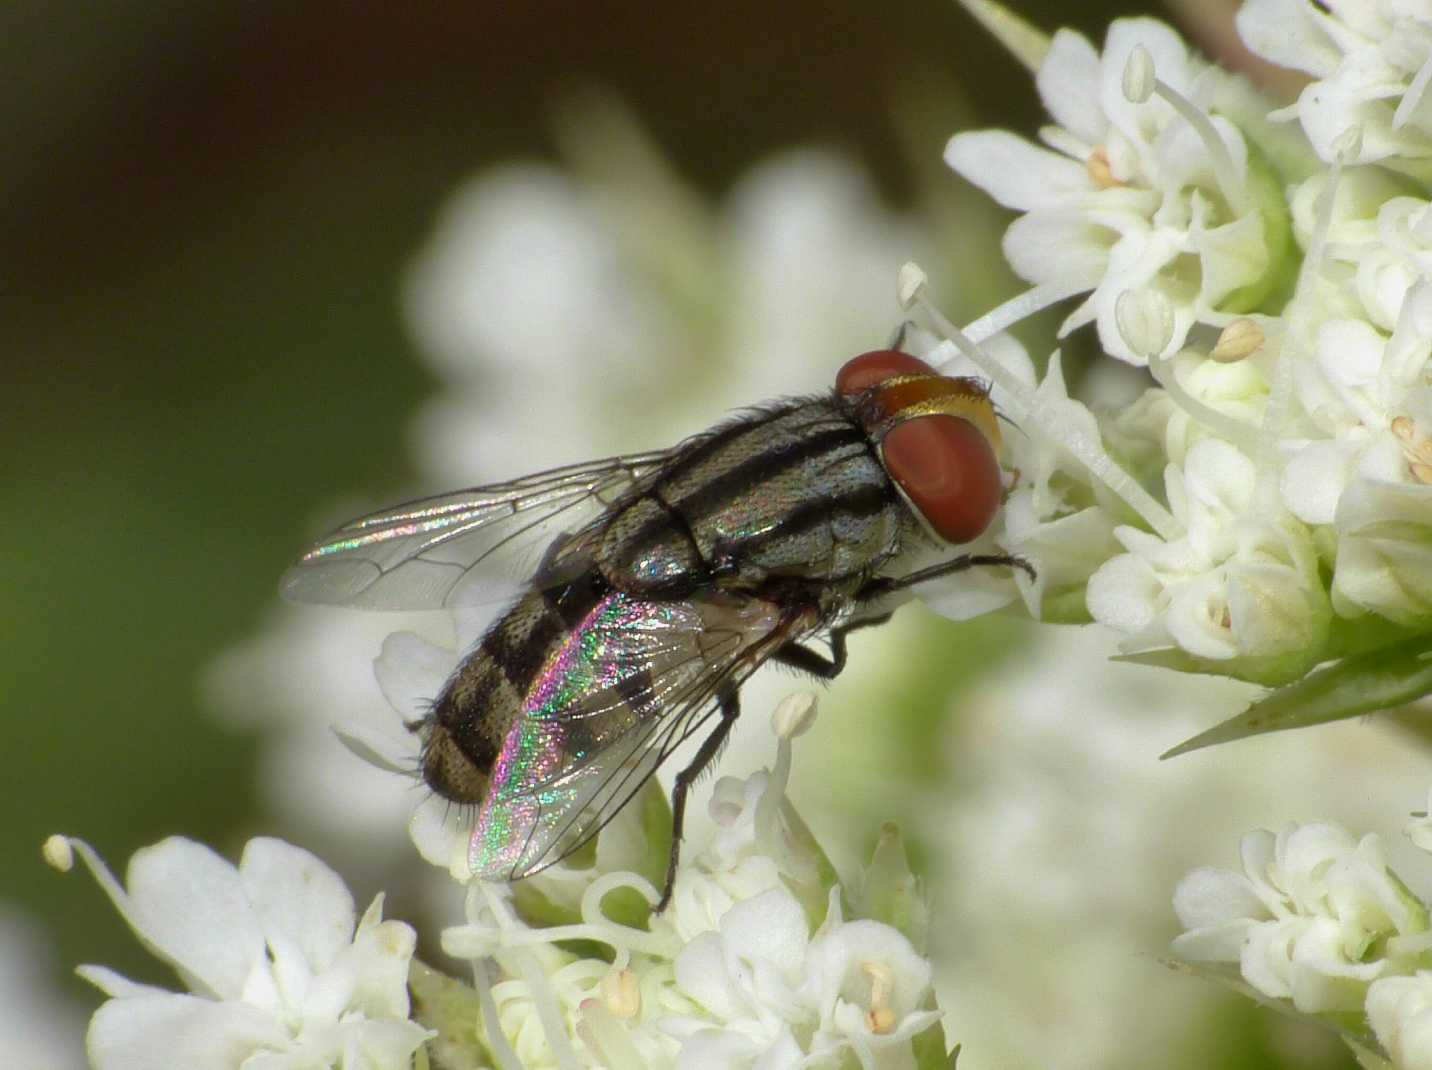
281, 347, 1032, 908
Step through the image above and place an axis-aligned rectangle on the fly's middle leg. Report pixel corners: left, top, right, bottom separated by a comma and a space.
659, 686, 741, 913
771, 612, 894, 679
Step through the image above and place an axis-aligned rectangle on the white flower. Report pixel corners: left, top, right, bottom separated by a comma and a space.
1087, 438, 1330, 667
1172, 821, 1430, 1013
203, 607, 457, 862
1332, 421, 1432, 625
431, 700, 945, 1070
59, 835, 429, 1070
403, 147, 934, 486
0, 906, 86, 1070
1237, 0, 1432, 178
946, 17, 1284, 364
668, 887, 938, 1070
1369, 971, 1432, 1069
911, 623, 1432, 1070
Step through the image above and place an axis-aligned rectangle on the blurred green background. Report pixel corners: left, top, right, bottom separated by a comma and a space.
6, 1, 1332, 1066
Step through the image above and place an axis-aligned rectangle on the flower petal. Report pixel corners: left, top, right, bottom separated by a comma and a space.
373, 631, 457, 722
945, 131, 1092, 211
87, 992, 287, 1070
1037, 28, 1106, 146
240, 838, 356, 976
112, 838, 265, 1002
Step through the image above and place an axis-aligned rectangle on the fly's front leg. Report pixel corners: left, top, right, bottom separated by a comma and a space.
856, 553, 1036, 603
887, 320, 916, 351
771, 613, 894, 679
660, 687, 741, 913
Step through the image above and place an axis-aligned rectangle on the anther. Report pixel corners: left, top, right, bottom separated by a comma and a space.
1115, 288, 1175, 361
897, 262, 928, 310
1086, 146, 1122, 189
1121, 43, 1247, 213
1122, 45, 1155, 104
1211, 318, 1265, 363
1392, 415, 1432, 481
772, 692, 819, 741
42, 835, 73, 872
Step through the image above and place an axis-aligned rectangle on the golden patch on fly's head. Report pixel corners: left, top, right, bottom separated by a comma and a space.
861, 373, 1001, 452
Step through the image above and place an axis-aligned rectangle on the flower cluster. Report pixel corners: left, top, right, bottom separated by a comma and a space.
416, 694, 947, 1070
922, 2, 1432, 703
55, 697, 951, 1069
45, 834, 430, 1069
1172, 789, 1432, 1067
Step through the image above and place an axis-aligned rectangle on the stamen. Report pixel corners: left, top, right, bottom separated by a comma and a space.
900, 262, 1183, 541
962, 280, 1089, 344
1210, 318, 1265, 363
472, 959, 527, 1070
579, 873, 674, 957
1118, 289, 1261, 451
514, 951, 582, 1070
1148, 350, 1261, 454
1122, 44, 1247, 214
1395, 52, 1432, 131
756, 695, 804, 861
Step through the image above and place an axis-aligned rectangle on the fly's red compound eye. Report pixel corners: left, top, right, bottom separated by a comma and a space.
881, 414, 1003, 544
836, 350, 937, 395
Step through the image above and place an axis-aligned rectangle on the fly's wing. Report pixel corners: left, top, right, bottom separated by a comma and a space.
468, 591, 802, 883
279, 450, 672, 609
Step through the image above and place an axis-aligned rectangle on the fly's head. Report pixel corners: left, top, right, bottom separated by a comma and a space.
836, 350, 1005, 546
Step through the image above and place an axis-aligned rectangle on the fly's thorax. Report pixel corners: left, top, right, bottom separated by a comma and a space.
596, 497, 703, 592
596, 397, 906, 593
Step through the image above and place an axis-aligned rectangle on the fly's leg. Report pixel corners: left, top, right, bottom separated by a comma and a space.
772, 613, 894, 679
659, 687, 741, 913
856, 553, 1035, 604
887, 320, 917, 351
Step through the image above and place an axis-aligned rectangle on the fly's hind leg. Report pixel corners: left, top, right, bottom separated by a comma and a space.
771, 613, 894, 679
660, 686, 741, 913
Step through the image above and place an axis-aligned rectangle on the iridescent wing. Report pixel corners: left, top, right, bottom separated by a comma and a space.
279, 450, 672, 609
467, 590, 804, 883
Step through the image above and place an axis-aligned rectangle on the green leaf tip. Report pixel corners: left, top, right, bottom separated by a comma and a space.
952, 0, 1050, 73
1162, 636, 1432, 759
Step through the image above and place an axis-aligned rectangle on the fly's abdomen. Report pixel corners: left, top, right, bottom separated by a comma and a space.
597, 397, 903, 593
420, 570, 608, 805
